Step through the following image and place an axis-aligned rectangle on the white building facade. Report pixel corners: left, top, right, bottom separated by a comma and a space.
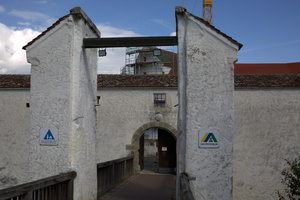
0, 6, 299, 200
1, 73, 299, 199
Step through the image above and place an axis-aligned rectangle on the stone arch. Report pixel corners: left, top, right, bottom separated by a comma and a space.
129, 121, 177, 173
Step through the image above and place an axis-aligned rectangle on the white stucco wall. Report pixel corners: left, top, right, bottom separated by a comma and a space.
95, 88, 178, 163
26, 16, 74, 181
233, 89, 300, 200
0, 90, 30, 189
0, 86, 299, 200
25, 11, 100, 198
0, 87, 179, 190
0, 6, 298, 200
177, 7, 238, 199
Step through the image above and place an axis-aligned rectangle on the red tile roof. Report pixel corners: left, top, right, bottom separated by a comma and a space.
235, 74, 300, 88
0, 74, 31, 88
97, 74, 178, 88
1, 73, 299, 89
235, 62, 300, 74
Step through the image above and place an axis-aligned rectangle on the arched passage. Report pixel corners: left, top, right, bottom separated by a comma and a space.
129, 121, 177, 173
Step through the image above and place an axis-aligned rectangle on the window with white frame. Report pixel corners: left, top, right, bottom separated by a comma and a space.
154, 93, 166, 107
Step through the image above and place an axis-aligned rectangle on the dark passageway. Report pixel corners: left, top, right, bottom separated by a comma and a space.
140, 128, 176, 174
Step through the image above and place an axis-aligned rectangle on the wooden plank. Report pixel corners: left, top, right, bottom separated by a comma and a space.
97, 156, 134, 168
97, 156, 135, 198
0, 171, 77, 199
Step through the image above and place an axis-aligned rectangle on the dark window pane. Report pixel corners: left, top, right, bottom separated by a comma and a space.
154, 93, 166, 107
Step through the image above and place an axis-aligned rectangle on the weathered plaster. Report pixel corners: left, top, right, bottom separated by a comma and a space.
233, 89, 300, 200
25, 12, 99, 199
27, 17, 73, 180
0, 90, 30, 189
0, 88, 299, 199
95, 88, 178, 170
0, 6, 299, 200
177, 7, 239, 199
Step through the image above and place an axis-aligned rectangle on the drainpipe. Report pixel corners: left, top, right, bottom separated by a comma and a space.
176, 6, 188, 200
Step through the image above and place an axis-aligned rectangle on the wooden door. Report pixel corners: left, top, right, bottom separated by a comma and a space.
158, 129, 176, 173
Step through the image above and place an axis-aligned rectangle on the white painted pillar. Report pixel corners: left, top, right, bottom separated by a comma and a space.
176, 6, 240, 200
25, 7, 100, 199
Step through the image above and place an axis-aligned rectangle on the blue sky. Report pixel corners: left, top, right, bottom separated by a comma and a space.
0, 0, 299, 74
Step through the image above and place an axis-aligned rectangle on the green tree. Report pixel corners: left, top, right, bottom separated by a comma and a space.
277, 156, 300, 200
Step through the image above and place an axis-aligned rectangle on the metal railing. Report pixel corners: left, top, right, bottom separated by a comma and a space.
0, 171, 77, 200
97, 156, 134, 198
180, 173, 195, 200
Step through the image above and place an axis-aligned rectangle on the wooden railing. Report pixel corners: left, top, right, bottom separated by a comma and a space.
180, 173, 195, 200
0, 171, 76, 200
97, 156, 134, 198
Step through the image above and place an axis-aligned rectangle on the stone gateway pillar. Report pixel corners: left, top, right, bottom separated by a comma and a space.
176, 6, 242, 200
23, 7, 100, 199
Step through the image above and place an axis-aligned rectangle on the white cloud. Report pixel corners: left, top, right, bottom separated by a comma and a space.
9, 10, 48, 21
18, 22, 32, 26
0, 23, 40, 74
0, 5, 5, 13
170, 32, 176, 36
97, 24, 142, 38
97, 48, 126, 74
96, 24, 143, 74
0, 23, 143, 74
8, 10, 56, 28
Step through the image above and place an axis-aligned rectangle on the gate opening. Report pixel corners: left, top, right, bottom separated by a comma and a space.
139, 128, 176, 174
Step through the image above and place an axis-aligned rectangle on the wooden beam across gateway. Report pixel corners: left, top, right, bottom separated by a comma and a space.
83, 36, 178, 48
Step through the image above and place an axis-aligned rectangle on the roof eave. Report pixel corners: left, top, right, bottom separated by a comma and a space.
22, 7, 101, 50
175, 6, 243, 50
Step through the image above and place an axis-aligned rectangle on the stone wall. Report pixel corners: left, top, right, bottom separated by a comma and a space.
233, 88, 300, 200
0, 87, 179, 189
95, 88, 178, 164
23, 7, 100, 199
0, 87, 299, 199
0, 6, 298, 200
176, 6, 239, 199
0, 90, 30, 189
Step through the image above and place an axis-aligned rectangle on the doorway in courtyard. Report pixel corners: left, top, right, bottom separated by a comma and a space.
139, 128, 176, 174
